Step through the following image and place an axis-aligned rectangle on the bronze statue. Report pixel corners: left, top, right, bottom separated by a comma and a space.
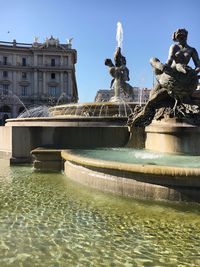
128, 28, 200, 127
105, 47, 132, 101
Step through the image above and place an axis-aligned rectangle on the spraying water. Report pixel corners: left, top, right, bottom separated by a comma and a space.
56, 92, 66, 105
18, 105, 50, 118
0, 89, 30, 116
116, 21, 123, 49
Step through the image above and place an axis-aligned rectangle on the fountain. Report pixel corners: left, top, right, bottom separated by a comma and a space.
49, 22, 135, 117
0, 26, 200, 202
0, 22, 136, 165
0, 89, 31, 122
1, 26, 200, 267
61, 28, 200, 202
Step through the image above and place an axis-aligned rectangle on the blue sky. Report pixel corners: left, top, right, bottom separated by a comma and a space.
1, 0, 200, 102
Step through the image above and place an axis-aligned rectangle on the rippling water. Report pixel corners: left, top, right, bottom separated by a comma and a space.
0, 159, 200, 267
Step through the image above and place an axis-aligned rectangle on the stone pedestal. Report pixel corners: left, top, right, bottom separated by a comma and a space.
31, 148, 63, 171
145, 119, 200, 155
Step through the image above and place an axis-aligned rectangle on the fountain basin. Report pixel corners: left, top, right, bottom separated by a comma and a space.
49, 102, 136, 117
62, 148, 200, 202
0, 100, 139, 164
0, 116, 130, 164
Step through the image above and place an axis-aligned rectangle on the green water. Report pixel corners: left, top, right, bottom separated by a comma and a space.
73, 148, 200, 168
0, 159, 200, 267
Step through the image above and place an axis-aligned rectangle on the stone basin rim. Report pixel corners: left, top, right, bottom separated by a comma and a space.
61, 149, 200, 186
49, 101, 137, 108
6, 116, 128, 122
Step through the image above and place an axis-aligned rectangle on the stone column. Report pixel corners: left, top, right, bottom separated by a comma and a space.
43, 72, 46, 94
60, 56, 63, 67
12, 71, 17, 95
60, 72, 64, 92
13, 54, 16, 65
43, 55, 46, 65
34, 53, 38, 66
68, 55, 71, 67
64, 72, 69, 95
34, 71, 38, 97
68, 72, 72, 99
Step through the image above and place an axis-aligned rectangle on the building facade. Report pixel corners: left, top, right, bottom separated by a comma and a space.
94, 87, 151, 103
0, 36, 78, 124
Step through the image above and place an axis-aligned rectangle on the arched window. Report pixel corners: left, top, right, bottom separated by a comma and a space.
0, 105, 11, 113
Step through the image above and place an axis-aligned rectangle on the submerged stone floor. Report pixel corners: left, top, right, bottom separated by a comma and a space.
0, 159, 200, 266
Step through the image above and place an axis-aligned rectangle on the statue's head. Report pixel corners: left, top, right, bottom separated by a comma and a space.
172, 28, 188, 42
114, 47, 126, 67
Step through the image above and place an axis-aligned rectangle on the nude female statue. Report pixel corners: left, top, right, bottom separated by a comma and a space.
167, 28, 200, 72
150, 28, 200, 100
129, 29, 200, 127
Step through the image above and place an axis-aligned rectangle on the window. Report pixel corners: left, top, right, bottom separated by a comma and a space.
48, 87, 60, 96
3, 71, 8, 78
22, 58, 26, 66
51, 59, 55, 66
22, 72, 27, 79
2, 84, 9, 95
3, 57, 7, 65
51, 73, 55, 79
21, 86, 28, 96
0, 105, 11, 113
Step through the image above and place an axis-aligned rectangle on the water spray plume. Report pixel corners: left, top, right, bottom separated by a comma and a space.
116, 21, 123, 49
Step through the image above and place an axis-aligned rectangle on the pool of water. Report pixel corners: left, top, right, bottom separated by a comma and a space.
72, 148, 200, 168
0, 159, 200, 267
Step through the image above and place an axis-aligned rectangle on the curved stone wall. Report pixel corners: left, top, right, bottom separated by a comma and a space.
62, 150, 200, 202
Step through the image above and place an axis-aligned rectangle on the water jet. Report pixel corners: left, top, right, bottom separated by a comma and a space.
0, 26, 200, 203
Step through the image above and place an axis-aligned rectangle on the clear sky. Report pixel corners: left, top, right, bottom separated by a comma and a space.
1, 0, 200, 102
